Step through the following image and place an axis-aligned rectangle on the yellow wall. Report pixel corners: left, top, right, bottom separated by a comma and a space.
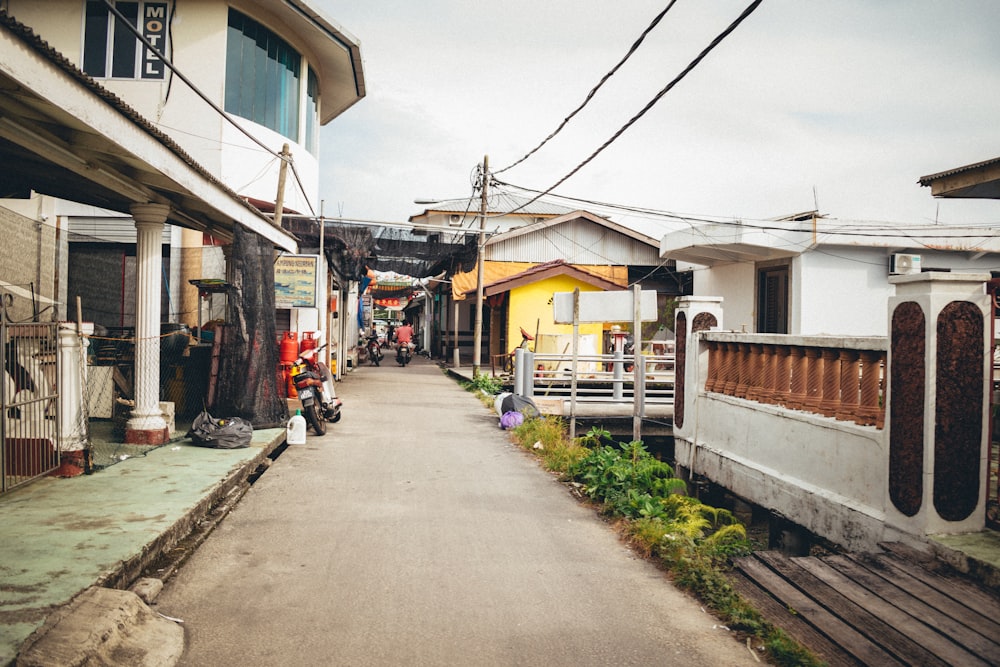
507, 275, 605, 350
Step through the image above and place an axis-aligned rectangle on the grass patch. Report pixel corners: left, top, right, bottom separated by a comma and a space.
505, 416, 823, 667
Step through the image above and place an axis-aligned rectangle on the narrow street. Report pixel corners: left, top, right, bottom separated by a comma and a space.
155, 355, 757, 666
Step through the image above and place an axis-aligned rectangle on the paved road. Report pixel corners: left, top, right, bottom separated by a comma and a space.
156, 356, 757, 666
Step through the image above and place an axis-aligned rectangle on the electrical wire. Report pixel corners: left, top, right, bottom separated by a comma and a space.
100, 0, 318, 216
493, 0, 765, 218
496, 180, 1000, 240
494, 0, 680, 175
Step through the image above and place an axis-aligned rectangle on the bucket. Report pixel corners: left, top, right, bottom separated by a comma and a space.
279, 331, 298, 363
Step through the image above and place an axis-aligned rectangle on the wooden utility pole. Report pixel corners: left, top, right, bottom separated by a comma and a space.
472, 155, 489, 378
274, 143, 291, 228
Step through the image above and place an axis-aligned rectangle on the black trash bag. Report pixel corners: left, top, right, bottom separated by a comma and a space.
187, 410, 253, 449
494, 392, 540, 419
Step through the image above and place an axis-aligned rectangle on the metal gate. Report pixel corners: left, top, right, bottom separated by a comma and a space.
1, 322, 59, 493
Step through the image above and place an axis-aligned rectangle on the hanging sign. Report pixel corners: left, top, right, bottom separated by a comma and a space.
141, 3, 169, 79
274, 255, 319, 308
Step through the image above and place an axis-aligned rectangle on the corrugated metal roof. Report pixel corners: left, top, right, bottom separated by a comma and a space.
919, 157, 1000, 186
414, 192, 575, 217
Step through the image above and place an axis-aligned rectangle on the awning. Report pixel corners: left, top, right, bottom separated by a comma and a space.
0, 13, 297, 252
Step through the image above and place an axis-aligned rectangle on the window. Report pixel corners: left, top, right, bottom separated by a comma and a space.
757, 265, 788, 334
83, 1, 168, 80
305, 67, 320, 155
225, 9, 301, 141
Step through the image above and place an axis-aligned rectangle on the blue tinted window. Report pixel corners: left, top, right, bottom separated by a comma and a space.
224, 9, 301, 141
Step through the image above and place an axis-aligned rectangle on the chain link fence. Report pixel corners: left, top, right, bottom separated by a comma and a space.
83, 326, 210, 469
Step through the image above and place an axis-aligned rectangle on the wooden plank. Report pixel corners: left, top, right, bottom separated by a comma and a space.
849, 552, 1000, 655
756, 552, 952, 667
734, 555, 905, 666
826, 555, 997, 665
878, 543, 1000, 620
727, 567, 862, 667
791, 555, 968, 667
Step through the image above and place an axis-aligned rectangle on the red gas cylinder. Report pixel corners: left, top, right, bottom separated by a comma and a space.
279, 332, 298, 364
300, 331, 317, 354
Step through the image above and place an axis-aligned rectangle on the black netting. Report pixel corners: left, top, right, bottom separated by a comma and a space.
213, 225, 286, 427
284, 218, 477, 282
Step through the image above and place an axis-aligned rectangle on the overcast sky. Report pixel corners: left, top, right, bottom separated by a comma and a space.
315, 0, 1000, 238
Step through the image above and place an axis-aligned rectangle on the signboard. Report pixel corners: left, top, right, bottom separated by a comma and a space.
553, 290, 657, 324
274, 255, 319, 308
141, 3, 168, 79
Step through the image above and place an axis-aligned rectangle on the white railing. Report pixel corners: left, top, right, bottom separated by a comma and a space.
514, 349, 675, 405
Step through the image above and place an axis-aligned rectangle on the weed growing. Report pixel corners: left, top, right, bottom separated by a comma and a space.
509, 416, 590, 472
452, 377, 819, 664
503, 416, 821, 667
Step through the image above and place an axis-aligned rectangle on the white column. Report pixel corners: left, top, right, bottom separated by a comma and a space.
57, 323, 94, 453
125, 203, 170, 444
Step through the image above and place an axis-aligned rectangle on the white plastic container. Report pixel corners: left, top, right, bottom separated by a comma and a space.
286, 410, 307, 445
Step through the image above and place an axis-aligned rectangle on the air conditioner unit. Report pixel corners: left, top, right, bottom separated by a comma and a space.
890, 253, 921, 275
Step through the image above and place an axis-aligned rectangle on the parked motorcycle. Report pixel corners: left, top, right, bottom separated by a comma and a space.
365, 332, 383, 366
289, 345, 342, 435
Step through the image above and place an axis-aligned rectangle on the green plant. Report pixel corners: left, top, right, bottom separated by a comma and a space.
568, 440, 686, 518
509, 416, 589, 472
479, 392, 822, 666
577, 425, 612, 449
469, 373, 502, 395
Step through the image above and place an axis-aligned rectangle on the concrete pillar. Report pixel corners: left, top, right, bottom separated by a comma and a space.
125, 203, 170, 445
56, 323, 94, 467
886, 273, 991, 538
178, 227, 203, 330
673, 296, 723, 438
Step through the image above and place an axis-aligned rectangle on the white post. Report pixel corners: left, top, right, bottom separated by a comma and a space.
453, 299, 461, 368
126, 203, 170, 445
57, 323, 93, 455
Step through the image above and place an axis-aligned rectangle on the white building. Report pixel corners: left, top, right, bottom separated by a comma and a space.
0, 1, 364, 444
660, 212, 1000, 336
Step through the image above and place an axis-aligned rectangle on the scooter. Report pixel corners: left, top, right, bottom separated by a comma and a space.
289, 345, 342, 435
396, 342, 412, 367
365, 332, 383, 366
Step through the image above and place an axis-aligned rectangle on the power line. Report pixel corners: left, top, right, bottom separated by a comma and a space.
495, 181, 1000, 239
494, 0, 680, 175
101, 0, 318, 216
494, 0, 765, 218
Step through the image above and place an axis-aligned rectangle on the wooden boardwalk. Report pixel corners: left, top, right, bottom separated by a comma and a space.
730, 542, 1000, 666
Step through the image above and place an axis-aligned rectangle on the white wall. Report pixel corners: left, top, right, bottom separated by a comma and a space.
675, 393, 889, 551
7, 0, 321, 212
688, 261, 755, 332
798, 248, 890, 336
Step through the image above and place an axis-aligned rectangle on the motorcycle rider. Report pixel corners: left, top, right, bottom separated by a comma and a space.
394, 319, 414, 364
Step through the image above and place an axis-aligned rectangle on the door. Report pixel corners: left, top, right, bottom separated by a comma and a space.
757, 266, 788, 334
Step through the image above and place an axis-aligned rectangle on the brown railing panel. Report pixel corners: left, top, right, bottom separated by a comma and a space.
703, 334, 886, 429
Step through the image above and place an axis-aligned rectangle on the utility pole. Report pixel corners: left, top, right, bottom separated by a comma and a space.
274, 143, 291, 228
472, 155, 489, 378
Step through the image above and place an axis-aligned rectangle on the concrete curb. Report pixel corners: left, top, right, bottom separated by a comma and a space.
97, 434, 284, 591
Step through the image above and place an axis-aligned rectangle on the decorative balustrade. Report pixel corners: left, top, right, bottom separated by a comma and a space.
701, 333, 886, 428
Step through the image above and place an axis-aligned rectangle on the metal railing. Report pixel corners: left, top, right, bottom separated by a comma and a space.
514, 348, 675, 405
2, 322, 60, 493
